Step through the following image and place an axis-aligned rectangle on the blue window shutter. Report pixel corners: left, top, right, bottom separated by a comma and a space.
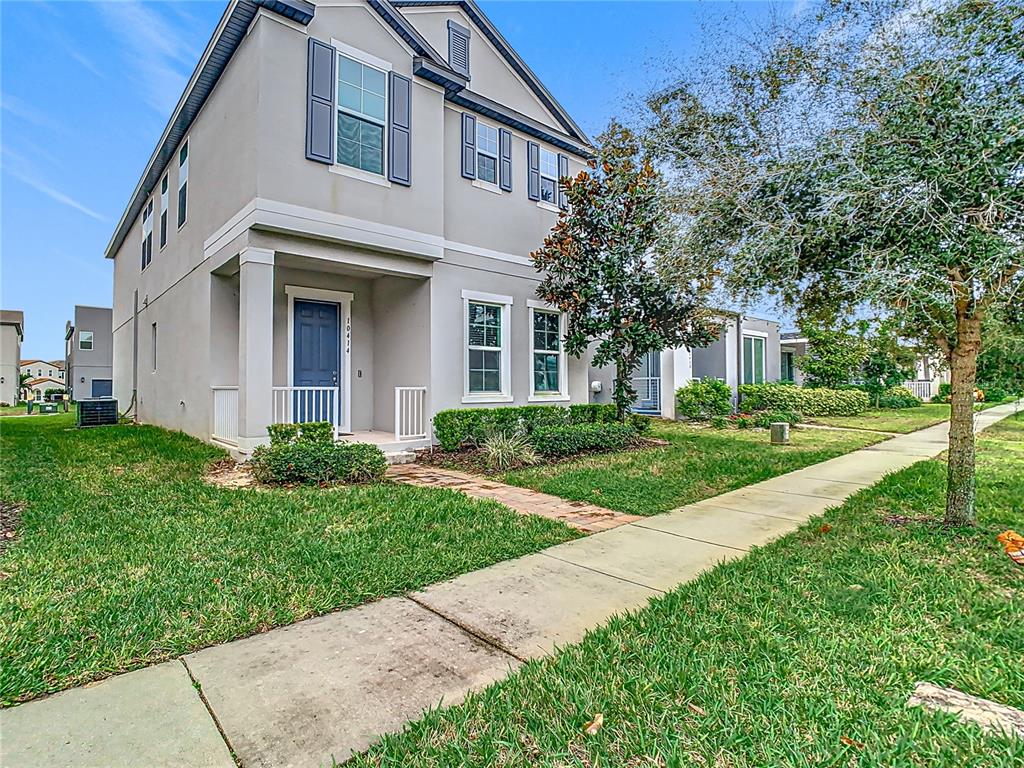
527, 141, 540, 201
306, 38, 336, 164
499, 128, 512, 192
557, 154, 569, 209
461, 113, 477, 179
388, 72, 412, 186
448, 20, 470, 78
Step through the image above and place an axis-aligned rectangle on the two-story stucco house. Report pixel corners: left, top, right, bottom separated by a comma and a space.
107, 0, 594, 452
65, 306, 114, 400
1, 310, 25, 405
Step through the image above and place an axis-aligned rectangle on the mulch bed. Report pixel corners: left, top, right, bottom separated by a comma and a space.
1, 500, 23, 557
414, 437, 669, 476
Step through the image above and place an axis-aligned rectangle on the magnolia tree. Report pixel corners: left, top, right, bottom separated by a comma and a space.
532, 123, 716, 418
648, 0, 1023, 525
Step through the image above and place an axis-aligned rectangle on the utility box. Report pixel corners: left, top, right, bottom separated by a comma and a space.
78, 399, 118, 428
770, 422, 791, 445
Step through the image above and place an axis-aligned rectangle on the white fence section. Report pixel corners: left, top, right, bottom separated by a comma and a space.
211, 386, 239, 444
272, 386, 341, 431
904, 380, 934, 401
395, 387, 428, 441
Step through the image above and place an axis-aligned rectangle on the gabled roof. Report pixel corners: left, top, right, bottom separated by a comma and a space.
393, 0, 590, 145
20, 360, 64, 369
23, 377, 65, 388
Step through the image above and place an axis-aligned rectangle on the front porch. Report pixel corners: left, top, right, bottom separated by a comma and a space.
207, 246, 433, 452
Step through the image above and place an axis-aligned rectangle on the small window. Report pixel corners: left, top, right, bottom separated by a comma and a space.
743, 336, 766, 385
177, 142, 188, 228
476, 122, 499, 185
467, 302, 502, 394
151, 323, 158, 372
141, 200, 154, 270
531, 309, 563, 395
79, 331, 94, 351
539, 148, 559, 204
336, 54, 386, 175
781, 351, 795, 382
159, 174, 169, 248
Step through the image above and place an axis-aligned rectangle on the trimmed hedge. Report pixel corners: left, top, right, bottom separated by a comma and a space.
432, 404, 620, 451
530, 422, 637, 457
876, 386, 922, 409
738, 383, 869, 417
675, 378, 733, 421
251, 421, 387, 485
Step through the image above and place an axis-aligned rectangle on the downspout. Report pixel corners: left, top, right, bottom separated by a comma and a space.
735, 314, 744, 409
122, 289, 140, 421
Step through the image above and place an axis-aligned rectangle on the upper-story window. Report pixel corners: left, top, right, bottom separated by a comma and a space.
476, 122, 499, 185
159, 174, 169, 248
177, 142, 189, 228
141, 200, 154, 271
337, 54, 386, 175
539, 148, 559, 204
79, 331, 94, 351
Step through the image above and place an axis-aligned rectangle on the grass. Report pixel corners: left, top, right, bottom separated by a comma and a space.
501, 420, 884, 516
354, 416, 1024, 768
811, 403, 953, 433
0, 414, 578, 705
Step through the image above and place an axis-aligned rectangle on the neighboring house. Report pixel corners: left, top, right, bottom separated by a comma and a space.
23, 377, 66, 401
65, 306, 114, 399
588, 314, 783, 417
19, 359, 65, 384
908, 353, 948, 400
1, 310, 24, 405
780, 332, 807, 386
106, 0, 594, 451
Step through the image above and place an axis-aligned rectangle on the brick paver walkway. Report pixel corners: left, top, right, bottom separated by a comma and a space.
386, 463, 642, 532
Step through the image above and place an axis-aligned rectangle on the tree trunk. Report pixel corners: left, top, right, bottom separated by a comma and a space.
945, 314, 982, 527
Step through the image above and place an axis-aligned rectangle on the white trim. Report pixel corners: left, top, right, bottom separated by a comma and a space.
255, 6, 306, 34
446, 239, 531, 266
239, 246, 274, 266
331, 39, 393, 73
329, 164, 392, 187
528, 305, 568, 400
333, 45, 389, 181
177, 139, 189, 231
741, 328, 770, 338
472, 178, 503, 195
285, 285, 353, 434
741, 334, 767, 386
536, 200, 560, 214
462, 292, 512, 402
78, 330, 94, 351
461, 289, 513, 305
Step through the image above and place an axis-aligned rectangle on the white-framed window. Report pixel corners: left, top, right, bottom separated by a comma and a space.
463, 290, 512, 402
336, 53, 387, 175
79, 331, 94, 351
177, 141, 188, 228
159, 173, 169, 248
743, 335, 766, 385
141, 200, 153, 270
476, 121, 499, 186
529, 303, 567, 400
539, 148, 559, 204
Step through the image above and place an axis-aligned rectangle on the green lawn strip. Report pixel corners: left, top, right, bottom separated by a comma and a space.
501, 421, 883, 516
354, 418, 1024, 768
810, 403, 953, 433
0, 415, 578, 705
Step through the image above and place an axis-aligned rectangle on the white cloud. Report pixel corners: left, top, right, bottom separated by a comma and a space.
2, 149, 105, 221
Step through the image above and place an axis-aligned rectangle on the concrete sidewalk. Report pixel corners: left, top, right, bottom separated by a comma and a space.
1, 403, 1017, 768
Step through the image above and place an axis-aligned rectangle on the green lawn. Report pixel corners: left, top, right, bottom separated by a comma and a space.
501, 421, 884, 516
355, 417, 1024, 768
0, 414, 578, 706
810, 403, 953, 433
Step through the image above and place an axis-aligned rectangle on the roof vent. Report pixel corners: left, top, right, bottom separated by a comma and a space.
448, 19, 470, 78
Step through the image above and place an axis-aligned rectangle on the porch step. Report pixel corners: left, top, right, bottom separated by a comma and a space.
384, 450, 418, 465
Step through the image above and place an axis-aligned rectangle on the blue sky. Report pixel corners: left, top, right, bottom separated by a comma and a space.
1, 0, 781, 360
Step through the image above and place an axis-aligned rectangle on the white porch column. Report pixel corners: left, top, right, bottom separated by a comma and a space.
237, 247, 275, 451
662, 347, 693, 420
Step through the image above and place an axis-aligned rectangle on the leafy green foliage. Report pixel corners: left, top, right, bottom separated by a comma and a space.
739, 383, 869, 416
675, 378, 734, 420
432, 405, 619, 452
796, 324, 868, 389
531, 122, 716, 417
876, 386, 922, 410
530, 422, 638, 458
480, 431, 539, 471
753, 410, 802, 429
861, 319, 918, 406
250, 440, 387, 485
932, 382, 953, 403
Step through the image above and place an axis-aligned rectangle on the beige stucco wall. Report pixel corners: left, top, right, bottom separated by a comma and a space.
1, 325, 22, 404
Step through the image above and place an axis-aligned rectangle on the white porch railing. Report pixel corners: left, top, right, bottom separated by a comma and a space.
904, 380, 934, 400
395, 386, 428, 441
211, 386, 239, 445
273, 386, 341, 431
632, 377, 662, 414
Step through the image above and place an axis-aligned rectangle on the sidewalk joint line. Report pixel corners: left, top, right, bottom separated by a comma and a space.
405, 595, 529, 665
179, 658, 244, 768
690, 501, 821, 522
539, 551, 668, 593
627, 522, 753, 552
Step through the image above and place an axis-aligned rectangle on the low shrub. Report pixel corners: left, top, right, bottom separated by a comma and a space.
739, 383, 868, 416
530, 422, 637, 457
979, 383, 1008, 403
433, 403, 623, 451
932, 382, 952, 403
710, 415, 729, 429
480, 430, 539, 471
675, 378, 734, 420
251, 421, 387, 485
735, 415, 752, 429
876, 386, 921, 409
753, 410, 802, 429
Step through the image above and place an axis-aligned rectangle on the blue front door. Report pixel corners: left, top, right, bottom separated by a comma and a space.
293, 300, 340, 424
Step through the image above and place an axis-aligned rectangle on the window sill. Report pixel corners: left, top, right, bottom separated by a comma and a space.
462, 393, 513, 404
536, 200, 560, 214
472, 179, 503, 195
528, 394, 569, 403
329, 164, 391, 188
